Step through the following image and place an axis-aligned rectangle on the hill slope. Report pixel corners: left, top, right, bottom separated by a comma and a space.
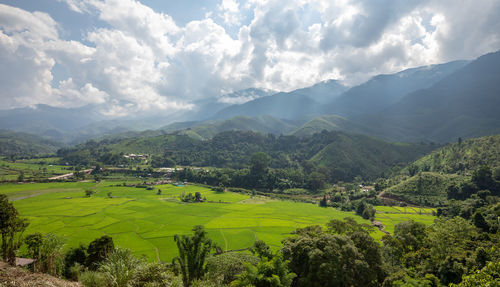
0, 130, 63, 156
405, 134, 500, 174
309, 132, 435, 179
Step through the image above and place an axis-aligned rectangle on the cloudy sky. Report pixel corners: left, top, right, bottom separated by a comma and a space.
1, 0, 500, 116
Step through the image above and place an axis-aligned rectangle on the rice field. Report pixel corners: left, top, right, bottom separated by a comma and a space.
2, 181, 382, 262
374, 205, 436, 234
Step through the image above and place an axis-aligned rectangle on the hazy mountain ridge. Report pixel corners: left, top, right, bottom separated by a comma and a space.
364, 50, 500, 142
0, 130, 63, 156
323, 60, 469, 117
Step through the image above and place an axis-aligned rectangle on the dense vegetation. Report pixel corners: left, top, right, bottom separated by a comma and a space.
57, 130, 434, 183
0, 130, 62, 157
380, 135, 500, 206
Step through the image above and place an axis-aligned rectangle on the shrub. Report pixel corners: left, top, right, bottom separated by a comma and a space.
99, 248, 143, 287
80, 271, 107, 287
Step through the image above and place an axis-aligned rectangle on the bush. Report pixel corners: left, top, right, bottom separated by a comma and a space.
130, 262, 182, 287
205, 252, 260, 284
80, 271, 107, 287
99, 248, 143, 287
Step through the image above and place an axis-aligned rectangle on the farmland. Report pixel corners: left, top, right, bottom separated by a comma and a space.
0, 158, 70, 181
1, 181, 436, 262
374, 205, 436, 234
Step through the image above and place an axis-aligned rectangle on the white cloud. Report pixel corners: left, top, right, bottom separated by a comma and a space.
218, 0, 242, 26
1, 0, 500, 115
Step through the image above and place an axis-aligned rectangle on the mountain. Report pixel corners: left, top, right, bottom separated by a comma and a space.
162, 115, 299, 139
0, 104, 105, 141
291, 79, 348, 104
291, 114, 370, 137
213, 80, 347, 120
217, 88, 277, 105
0, 130, 63, 156
323, 60, 469, 117
177, 88, 277, 122
369, 50, 500, 142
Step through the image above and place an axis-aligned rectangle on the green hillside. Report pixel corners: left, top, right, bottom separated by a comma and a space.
0, 130, 63, 156
383, 172, 466, 206
404, 134, 500, 174
292, 114, 370, 137
309, 133, 435, 179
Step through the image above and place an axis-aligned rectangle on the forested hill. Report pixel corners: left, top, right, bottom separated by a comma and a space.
0, 130, 62, 156
57, 130, 435, 181
380, 134, 500, 206
403, 134, 500, 175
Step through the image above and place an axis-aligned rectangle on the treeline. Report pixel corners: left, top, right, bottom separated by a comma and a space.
58, 130, 434, 182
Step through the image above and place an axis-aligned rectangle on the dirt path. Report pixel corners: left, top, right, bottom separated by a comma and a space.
48, 169, 92, 180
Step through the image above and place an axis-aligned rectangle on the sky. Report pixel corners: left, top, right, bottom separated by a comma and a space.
0, 0, 499, 117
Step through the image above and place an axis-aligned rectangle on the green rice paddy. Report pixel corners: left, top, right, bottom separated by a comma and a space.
374, 205, 436, 234
1, 181, 436, 262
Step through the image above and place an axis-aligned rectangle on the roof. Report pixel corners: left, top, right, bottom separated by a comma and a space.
16, 258, 35, 267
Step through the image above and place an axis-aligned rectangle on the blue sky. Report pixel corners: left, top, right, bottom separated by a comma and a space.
0, 0, 499, 116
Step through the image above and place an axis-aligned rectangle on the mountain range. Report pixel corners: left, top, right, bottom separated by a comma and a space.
1, 50, 499, 150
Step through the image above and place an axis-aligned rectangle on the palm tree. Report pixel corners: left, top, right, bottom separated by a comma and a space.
172, 225, 214, 287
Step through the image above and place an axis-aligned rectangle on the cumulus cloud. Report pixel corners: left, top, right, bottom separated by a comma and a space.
1, 0, 500, 115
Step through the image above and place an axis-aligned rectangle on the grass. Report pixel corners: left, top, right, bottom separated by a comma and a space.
2, 181, 436, 262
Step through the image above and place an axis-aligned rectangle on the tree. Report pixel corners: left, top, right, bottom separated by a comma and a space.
250, 152, 270, 182
393, 220, 426, 253
473, 212, 489, 232
25, 233, 43, 271
327, 217, 374, 236
0, 194, 29, 265
173, 225, 215, 287
319, 195, 328, 207
282, 228, 380, 287
64, 245, 87, 280
39, 233, 65, 276
86, 235, 114, 270
85, 189, 95, 197
231, 254, 296, 287
450, 261, 500, 287
471, 166, 494, 191
205, 252, 260, 285
17, 171, 24, 182
250, 240, 273, 260
307, 172, 326, 192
